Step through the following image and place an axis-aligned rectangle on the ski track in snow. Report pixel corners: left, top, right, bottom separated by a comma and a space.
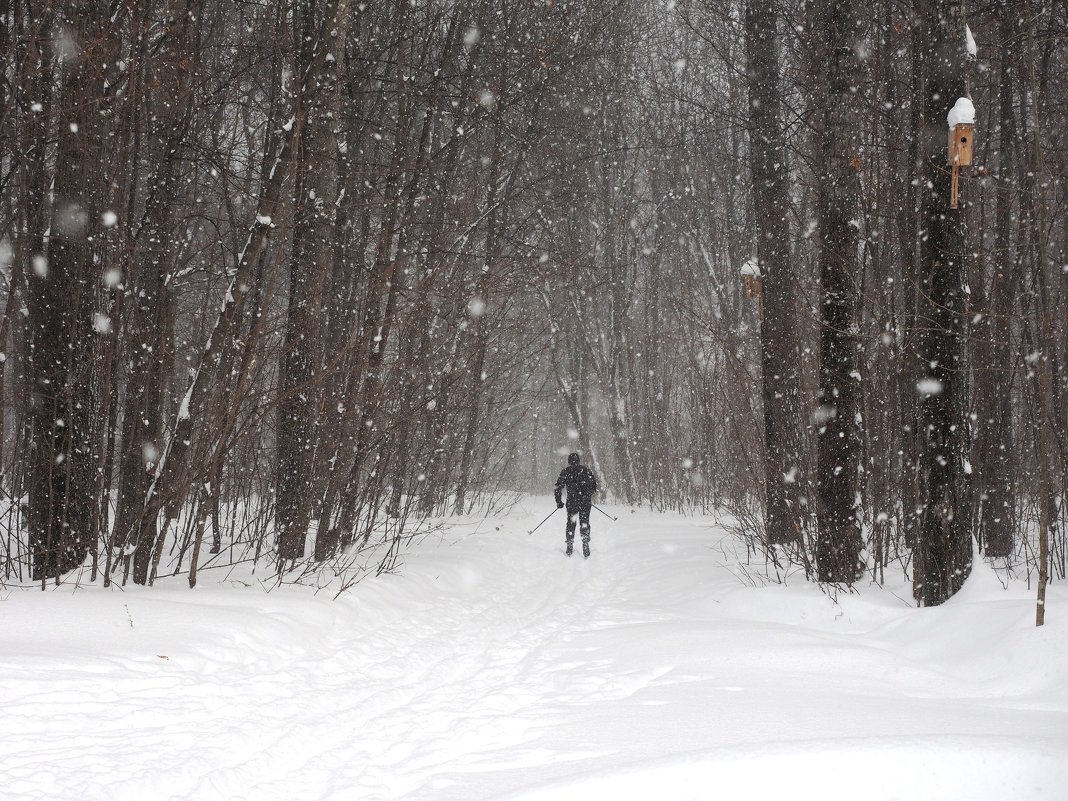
2, 503, 1067, 801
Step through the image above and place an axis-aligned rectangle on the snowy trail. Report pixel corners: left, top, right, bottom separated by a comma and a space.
3, 502, 1067, 801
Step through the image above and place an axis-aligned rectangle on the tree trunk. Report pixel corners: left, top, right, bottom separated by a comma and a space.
814, 0, 864, 583
913, 0, 972, 606
1021, 0, 1055, 625
27, 1, 115, 581
972, 8, 1019, 559
114, 0, 195, 585
743, 0, 802, 545
276, 0, 344, 562
454, 111, 503, 516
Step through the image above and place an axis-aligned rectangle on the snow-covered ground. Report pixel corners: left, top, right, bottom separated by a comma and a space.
3, 501, 1066, 801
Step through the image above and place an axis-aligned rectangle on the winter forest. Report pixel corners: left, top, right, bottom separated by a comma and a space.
3, 0, 1065, 602
2, 0, 1068, 798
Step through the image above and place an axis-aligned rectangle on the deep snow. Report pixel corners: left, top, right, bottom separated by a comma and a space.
2, 501, 1066, 801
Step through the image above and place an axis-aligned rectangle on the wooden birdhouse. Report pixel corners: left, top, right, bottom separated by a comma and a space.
946, 97, 976, 209
947, 122, 975, 209
740, 258, 762, 299
947, 123, 975, 167
743, 273, 762, 299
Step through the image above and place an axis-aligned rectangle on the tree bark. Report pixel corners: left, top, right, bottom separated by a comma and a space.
26, 1, 116, 581
743, 0, 802, 545
1021, 0, 1055, 625
114, 0, 195, 585
913, 0, 972, 606
814, 0, 864, 583
276, 0, 345, 563
972, 7, 1019, 559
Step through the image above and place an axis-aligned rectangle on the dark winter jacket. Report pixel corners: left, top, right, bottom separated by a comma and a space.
555, 461, 597, 509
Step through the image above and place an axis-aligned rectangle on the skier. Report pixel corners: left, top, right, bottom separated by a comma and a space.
554, 452, 598, 558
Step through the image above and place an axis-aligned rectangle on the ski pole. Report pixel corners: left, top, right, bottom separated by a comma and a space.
592, 504, 617, 521
528, 507, 559, 535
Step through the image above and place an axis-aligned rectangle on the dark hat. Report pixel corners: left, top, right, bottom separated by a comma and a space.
568, 452, 580, 465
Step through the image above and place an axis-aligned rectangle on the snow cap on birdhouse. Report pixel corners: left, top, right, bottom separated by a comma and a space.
947, 97, 975, 129
947, 97, 975, 167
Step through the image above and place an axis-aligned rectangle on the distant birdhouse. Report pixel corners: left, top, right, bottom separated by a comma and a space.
740, 258, 762, 299
743, 274, 762, 299
947, 123, 975, 166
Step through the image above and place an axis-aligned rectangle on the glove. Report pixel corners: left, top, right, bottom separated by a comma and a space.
556, 501, 564, 509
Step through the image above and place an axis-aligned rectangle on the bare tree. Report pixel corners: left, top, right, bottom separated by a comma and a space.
813, 0, 865, 583
743, 0, 803, 545
26, 1, 118, 581
913, 0, 972, 605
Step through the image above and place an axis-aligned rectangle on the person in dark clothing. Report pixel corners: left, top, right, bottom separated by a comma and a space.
554, 452, 598, 558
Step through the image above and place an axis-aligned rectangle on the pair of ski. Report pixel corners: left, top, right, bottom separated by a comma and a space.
565, 542, 590, 559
